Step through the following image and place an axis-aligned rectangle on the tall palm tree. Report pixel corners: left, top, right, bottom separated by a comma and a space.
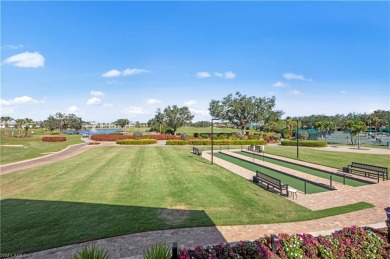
15, 119, 24, 136
1, 116, 13, 135
23, 118, 33, 136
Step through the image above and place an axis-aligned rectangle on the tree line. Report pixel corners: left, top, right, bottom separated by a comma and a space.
1, 92, 389, 136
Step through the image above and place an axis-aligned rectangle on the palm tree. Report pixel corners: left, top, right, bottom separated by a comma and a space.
23, 118, 33, 136
1, 116, 13, 135
15, 119, 24, 136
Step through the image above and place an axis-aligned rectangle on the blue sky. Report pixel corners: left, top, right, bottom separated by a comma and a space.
1, 1, 389, 123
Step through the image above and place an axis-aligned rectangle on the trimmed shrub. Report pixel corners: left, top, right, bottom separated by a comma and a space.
116, 139, 157, 145
92, 134, 180, 141
42, 136, 66, 142
281, 129, 292, 139
166, 140, 267, 145
91, 134, 133, 141
281, 140, 327, 147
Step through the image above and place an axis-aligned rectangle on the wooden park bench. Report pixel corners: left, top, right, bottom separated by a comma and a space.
344, 162, 388, 182
252, 170, 289, 196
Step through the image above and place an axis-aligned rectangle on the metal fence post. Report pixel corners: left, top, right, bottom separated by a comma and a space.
304, 181, 307, 194
330, 175, 333, 187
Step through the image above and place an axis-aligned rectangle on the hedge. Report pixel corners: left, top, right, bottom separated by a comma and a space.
42, 136, 67, 142
166, 140, 267, 145
116, 139, 157, 145
281, 140, 327, 147
92, 134, 180, 141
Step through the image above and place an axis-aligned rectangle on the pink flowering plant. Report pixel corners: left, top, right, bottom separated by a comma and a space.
178, 226, 389, 259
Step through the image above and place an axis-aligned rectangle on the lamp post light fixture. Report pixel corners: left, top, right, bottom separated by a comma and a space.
211, 118, 219, 165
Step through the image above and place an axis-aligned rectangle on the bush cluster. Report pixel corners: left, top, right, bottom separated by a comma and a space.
179, 226, 389, 259
166, 140, 266, 145
42, 136, 67, 142
281, 140, 327, 147
91, 134, 181, 141
116, 139, 157, 145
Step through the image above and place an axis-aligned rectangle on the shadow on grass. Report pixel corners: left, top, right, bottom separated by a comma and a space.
1, 199, 223, 256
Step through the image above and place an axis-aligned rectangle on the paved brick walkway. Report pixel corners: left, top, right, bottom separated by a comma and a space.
13, 148, 389, 259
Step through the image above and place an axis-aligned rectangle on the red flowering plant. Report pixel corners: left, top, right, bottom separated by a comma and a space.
42, 136, 66, 142
178, 226, 389, 259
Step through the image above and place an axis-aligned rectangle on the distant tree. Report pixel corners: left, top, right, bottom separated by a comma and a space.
54, 112, 67, 133
113, 119, 129, 129
163, 105, 194, 135
1, 116, 13, 135
148, 108, 165, 133
66, 114, 83, 133
209, 92, 280, 135
23, 118, 33, 136
15, 119, 25, 136
191, 121, 212, 128
345, 120, 367, 147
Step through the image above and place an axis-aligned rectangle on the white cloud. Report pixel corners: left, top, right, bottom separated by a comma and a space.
102, 69, 121, 78
213, 71, 236, 79
1, 44, 24, 50
147, 98, 162, 105
121, 106, 149, 116
189, 108, 209, 116
283, 72, 312, 81
103, 103, 113, 107
273, 81, 289, 88
86, 97, 102, 105
184, 100, 197, 106
224, 71, 236, 79
67, 105, 80, 113
196, 71, 211, 78
288, 90, 303, 96
90, 90, 104, 97
1, 96, 38, 106
3, 52, 45, 68
123, 68, 149, 76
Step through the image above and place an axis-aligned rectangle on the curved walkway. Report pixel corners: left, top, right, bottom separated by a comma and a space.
5, 144, 390, 259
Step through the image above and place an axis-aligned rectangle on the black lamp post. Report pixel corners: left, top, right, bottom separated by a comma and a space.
296, 119, 299, 159
211, 118, 219, 165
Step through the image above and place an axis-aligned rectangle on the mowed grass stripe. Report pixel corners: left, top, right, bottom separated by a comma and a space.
238, 151, 367, 187
264, 145, 390, 171
214, 152, 329, 194
1, 146, 373, 254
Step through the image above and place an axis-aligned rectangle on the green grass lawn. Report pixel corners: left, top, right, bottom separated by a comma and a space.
237, 151, 368, 187
0, 134, 84, 165
262, 145, 390, 171
0, 146, 372, 254
214, 152, 330, 194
